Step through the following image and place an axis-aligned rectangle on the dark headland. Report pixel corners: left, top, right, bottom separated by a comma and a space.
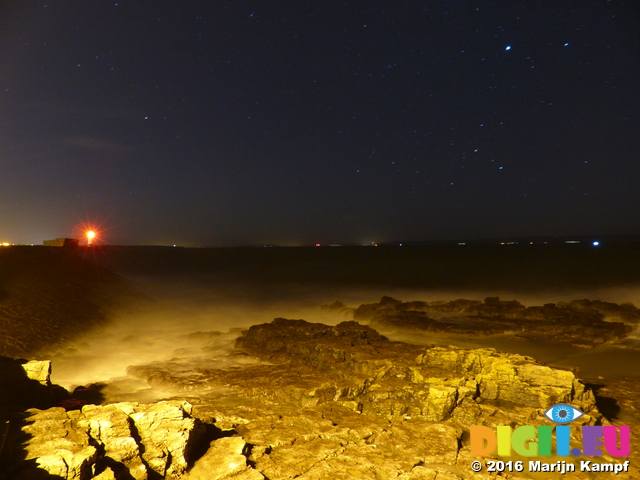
1, 244, 638, 479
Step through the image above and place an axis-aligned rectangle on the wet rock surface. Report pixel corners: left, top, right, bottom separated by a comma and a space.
4, 318, 639, 479
3, 246, 640, 479
8, 401, 197, 480
230, 319, 598, 422
115, 319, 633, 479
354, 296, 636, 346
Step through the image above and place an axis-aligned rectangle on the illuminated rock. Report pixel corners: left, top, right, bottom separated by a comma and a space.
233, 404, 461, 480
12, 401, 197, 480
75, 404, 147, 480
116, 401, 196, 478
120, 318, 608, 479
21, 360, 51, 386
187, 437, 264, 480
231, 319, 597, 422
16, 407, 97, 480
93, 467, 117, 479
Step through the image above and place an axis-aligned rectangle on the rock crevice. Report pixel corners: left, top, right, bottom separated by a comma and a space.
10, 318, 623, 479
11, 401, 198, 480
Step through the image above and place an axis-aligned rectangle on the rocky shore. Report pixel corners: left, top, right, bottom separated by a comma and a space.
3, 318, 637, 479
2, 247, 639, 479
353, 296, 638, 347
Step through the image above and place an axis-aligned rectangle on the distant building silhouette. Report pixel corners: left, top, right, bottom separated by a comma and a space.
43, 238, 79, 247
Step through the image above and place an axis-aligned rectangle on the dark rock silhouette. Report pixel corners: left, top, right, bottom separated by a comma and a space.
354, 296, 634, 346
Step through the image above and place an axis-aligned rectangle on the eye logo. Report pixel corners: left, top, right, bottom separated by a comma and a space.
544, 403, 585, 423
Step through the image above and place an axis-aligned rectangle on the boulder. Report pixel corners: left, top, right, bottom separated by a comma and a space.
11, 401, 197, 480
0, 356, 63, 414
76, 404, 147, 480
15, 407, 97, 480
21, 360, 52, 386
118, 401, 196, 478
187, 437, 264, 480
417, 346, 595, 411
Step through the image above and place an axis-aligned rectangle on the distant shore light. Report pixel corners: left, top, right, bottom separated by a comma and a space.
592, 241, 600, 246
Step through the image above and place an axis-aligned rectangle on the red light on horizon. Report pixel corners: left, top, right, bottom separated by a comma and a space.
73, 221, 107, 246
86, 230, 96, 246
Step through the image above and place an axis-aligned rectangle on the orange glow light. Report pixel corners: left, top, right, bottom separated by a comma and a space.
86, 230, 97, 246
74, 221, 106, 246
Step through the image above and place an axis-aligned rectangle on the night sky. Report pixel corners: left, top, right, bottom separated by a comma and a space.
1, 1, 638, 247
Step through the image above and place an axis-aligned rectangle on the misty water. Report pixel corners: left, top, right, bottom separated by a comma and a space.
48, 273, 640, 405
